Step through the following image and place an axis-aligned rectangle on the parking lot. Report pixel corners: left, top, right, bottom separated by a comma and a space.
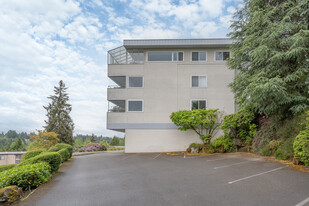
20, 152, 309, 206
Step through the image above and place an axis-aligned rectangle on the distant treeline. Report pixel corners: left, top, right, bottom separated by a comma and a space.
0, 130, 123, 152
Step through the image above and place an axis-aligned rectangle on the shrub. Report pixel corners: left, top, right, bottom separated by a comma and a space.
269, 140, 282, 151
221, 109, 257, 143
20, 152, 62, 173
0, 164, 16, 173
210, 137, 235, 153
58, 148, 70, 163
260, 144, 272, 156
0, 162, 51, 190
275, 138, 294, 160
21, 149, 45, 161
74, 142, 107, 153
293, 130, 309, 166
48, 143, 73, 158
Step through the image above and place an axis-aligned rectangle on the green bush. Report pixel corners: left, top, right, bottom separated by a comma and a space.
275, 138, 294, 160
0, 164, 16, 173
0, 162, 51, 190
210, 137, 235, 153
58, 148, 70, 163
221, 109, 257, 143
21, 149, 45, 161
48, 143, 73, 158
260, 144, 273, 156
20, 152, 62, 173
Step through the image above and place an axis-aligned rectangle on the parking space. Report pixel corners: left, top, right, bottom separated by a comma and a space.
20, 152, 309, 206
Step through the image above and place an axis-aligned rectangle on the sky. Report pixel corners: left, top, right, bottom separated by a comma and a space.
0, 0, 243, 137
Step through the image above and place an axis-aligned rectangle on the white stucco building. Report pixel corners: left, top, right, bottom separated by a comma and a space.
106, 39, 235, 153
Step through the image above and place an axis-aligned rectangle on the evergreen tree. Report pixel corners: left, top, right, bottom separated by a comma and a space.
10, 137, 25, 151
90, 134, 96, 143
110, 136, 120, 146
44, 80, 74, 145
228, 0, 309, 119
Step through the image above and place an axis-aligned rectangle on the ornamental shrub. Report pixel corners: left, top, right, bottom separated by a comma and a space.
20, 152, 62, 173
58, 148, 70, 163
293, 112, 309, 166
22, 149, 45, 161
260, 144, 272, 156
221, 109, 257, 143
0, 164, 16, 173
210, 137, 235, 153
74, 142, 107, 153
0, 162, 51, 190
48, 143, 73, 158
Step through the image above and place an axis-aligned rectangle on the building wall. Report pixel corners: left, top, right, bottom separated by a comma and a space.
107, 47, 234, 153
0, 155, 17, 165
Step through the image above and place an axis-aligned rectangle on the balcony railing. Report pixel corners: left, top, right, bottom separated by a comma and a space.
107, 46, 144, 65
108, 85, 125, 89
108, 100, 125, 112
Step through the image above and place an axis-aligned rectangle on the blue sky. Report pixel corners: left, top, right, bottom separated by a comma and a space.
0, 0, 243, 137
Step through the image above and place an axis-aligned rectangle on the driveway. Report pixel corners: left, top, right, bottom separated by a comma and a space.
19, 152, 309, 206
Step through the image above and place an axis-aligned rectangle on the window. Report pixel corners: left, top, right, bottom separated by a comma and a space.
215, 51, 230, 61
148, 51, 183, 61
192, 52, 206, 61
191, 100, 207, 110
128, 100, 143, 112
129, 77, 143, 88
0, 155, 5, 160
192, 76, 207, 87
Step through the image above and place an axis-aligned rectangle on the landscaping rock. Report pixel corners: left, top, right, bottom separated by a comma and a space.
0, 185, 23, 203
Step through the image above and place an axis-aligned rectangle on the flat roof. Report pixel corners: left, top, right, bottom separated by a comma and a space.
0, 152, 26, 155
123, 38, 232, 49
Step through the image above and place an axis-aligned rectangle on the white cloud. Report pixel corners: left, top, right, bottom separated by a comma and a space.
191, 21, 219, 37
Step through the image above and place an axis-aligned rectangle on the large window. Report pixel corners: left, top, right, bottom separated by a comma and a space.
129, 77, 143, 88
191, 100, 207, 110
215, 51, 230, 61
148, 51, 183, 62
0, 155, 5, 160
192, 52, 206, 61
192, 76, 207, 87
128, 100, 143, 112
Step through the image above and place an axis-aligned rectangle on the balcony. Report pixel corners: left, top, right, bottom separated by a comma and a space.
108, 46, 144, 65
108, 100, 125, 113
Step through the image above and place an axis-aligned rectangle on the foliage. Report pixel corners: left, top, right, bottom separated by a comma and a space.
0, 164, 16, 173
29, 131, 59, 151
110, 136, 120, 146
22, 150, 45, 161
293, 111, 309, 166
228, 0, 309, 118
48, 143, 73, 158
20, 152, 62, 173
260, 144, 273, 156
0, 163, 51, 190
9, 137, 26, 151
44, 80, 74, 145
253, 119, 277, 153
74, 142, 107, 153
275, 138, 294, 160
170, 109, 223, 143
58, 148, 70, 163
210, 137, 235, 153
268, 140, 282, 151
221, 109, 257, 143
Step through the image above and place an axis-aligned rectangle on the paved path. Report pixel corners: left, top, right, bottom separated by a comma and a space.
19, 152, 309, 206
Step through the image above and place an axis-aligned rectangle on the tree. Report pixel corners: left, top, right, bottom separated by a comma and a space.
90, 134, 96, 143
228, 0, 309, 119
10, 137, 25, 151
5, 130, 18, 139
170, 109, 223, 144
110, 136, 120, 146
44, 80, 74, 145
29, 131, 59, 151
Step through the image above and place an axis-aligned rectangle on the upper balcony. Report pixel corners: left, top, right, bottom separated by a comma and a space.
107, 46, 144, 65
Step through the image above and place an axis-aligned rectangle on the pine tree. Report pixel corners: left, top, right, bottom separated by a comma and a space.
228, 0, 309, 119
44, 80, 74, 145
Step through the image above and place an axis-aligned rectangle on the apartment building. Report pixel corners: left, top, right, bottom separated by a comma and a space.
0, 152, 25, 165
107, 39, 235, 153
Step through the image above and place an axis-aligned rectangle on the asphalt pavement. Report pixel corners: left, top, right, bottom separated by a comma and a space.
18, 152, 309, 206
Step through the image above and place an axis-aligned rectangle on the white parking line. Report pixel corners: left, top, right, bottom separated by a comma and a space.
207, 157, 231, 162
295, 197, 309, 206
122, 155, 135, 160
228, 165, 289, 184
153, 153, 161, 159
214, 160, 252, 169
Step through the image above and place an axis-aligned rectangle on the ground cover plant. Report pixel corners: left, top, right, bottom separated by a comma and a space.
0, 162, 51, 190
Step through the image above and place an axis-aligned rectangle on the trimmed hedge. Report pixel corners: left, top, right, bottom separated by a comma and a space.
21, 149, 45, 161
0, 164, 16, 173
20, 152, 62, 173
49, 143, 73, 158
58, 148, 70, 163
0, 162, 51, 190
